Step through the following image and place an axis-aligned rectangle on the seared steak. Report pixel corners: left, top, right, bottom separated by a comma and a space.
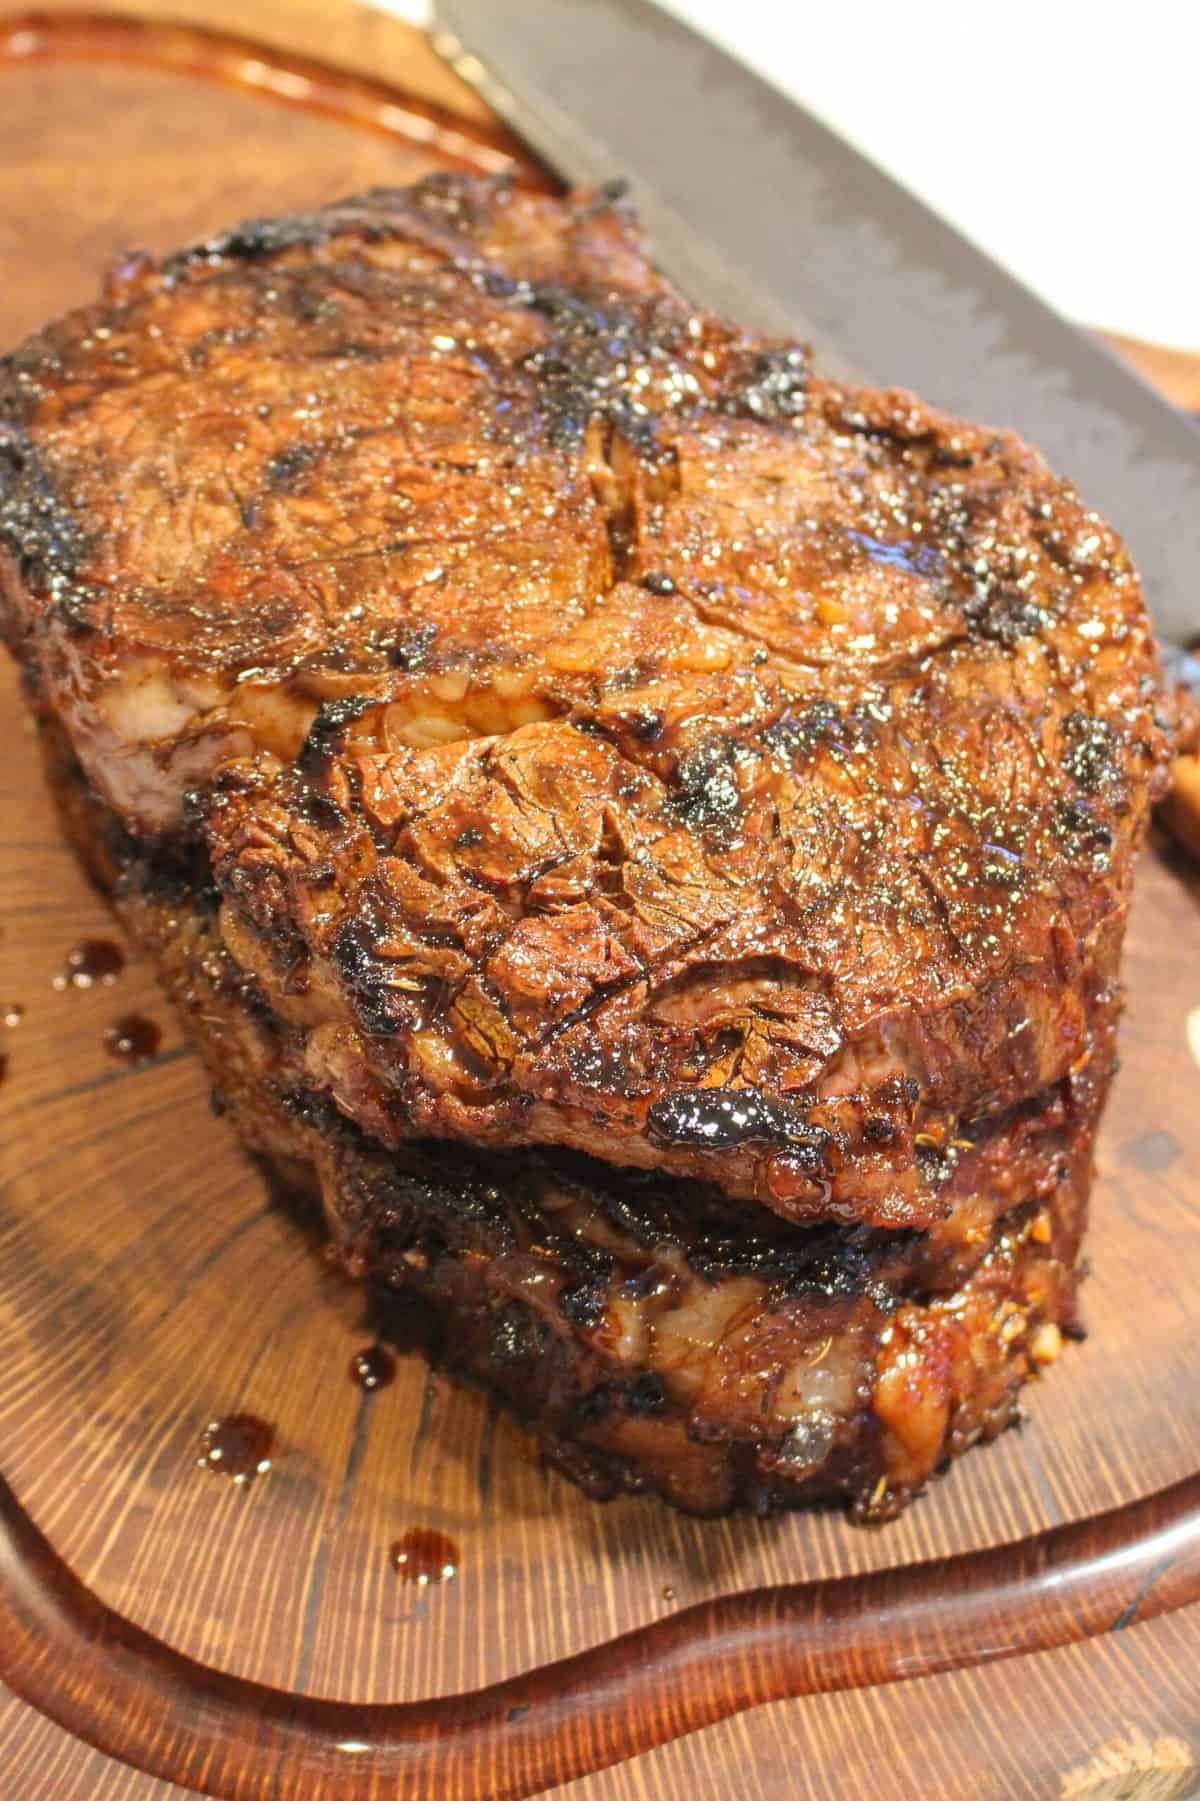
151, 870, 1093, 1519
0, 174, 1174, 1512
46, 728, 1090, 1517
0, 175, 1169, 1218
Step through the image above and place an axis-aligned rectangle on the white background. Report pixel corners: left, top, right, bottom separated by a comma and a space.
382, 0, 1197, 349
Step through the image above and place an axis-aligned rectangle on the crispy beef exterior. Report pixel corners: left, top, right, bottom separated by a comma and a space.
0, 175, 1169, 1220
0, 174, 1174, 1512
161, 874, 1093, 1518
46, 726, 1089, 1517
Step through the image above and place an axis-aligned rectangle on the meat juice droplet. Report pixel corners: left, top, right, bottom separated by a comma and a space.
2, 1003, 24, 1027
350, 1345, 396, 1391
197, 1415, 274, 1484
103, 1014, 161, 1064
390, 1528, 459, 1586
54, 938, 124, 989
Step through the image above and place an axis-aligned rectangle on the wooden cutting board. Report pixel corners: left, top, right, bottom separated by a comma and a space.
0, 8, 1197, 1798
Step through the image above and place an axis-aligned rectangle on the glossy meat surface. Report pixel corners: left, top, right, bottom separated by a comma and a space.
109, 832, 1090, 1519
0, 175, 1172, 1223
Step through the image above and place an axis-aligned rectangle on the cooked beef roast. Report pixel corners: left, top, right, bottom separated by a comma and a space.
46, 729, 1091, 1516
145, 884, 1095, 1518
0, 175, 1175, 1514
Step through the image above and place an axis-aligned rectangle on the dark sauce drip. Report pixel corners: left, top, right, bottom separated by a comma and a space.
2, 1003, 23, 1027
390, 1528, 459, 1586
197, 1414, 274, 1484
103, 1014, 161, 1064
350, 1345, 396, 1392
54, 938, 124, 990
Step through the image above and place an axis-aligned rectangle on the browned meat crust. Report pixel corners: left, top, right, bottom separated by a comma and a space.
0, 174, 1171, 1220
148, 883, 1092, 1519
46, 727, 1088, 1517
202, 688, 1139, 1225
2, 174, 1171, 1513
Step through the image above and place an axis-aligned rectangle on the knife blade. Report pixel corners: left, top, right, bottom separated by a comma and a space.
432, 0, 1199, 644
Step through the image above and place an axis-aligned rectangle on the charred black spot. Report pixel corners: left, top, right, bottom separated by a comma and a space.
514, 285, 671, 453
275, 1083, 354, 1141
1062, 712, 1118, 793
866, 1279, 903, 1317
330, 913, 400, 1036
187, 325, 255, 370
139, 838, 218, 909
456, 826, 483, 848
53, 582, 108, 636
383, 621, 437, 670
641, 570, 676, 595
298, 695, 376, 775
931, 444, 978, 469
0, 421, 89, 597
863, 1115, 900, 1146
1053, 797, 1113, 864
647, 1087, 831, 1156
558, 1278, 608, 1328
784, 1240, 873, 1300
166, 176, 491, 273
265, 442, 321, 491
684, 1214, 914, 1297
477, 269, 523, 303
345, 1149, 514, 1261
624, 1372, 666, 1414
671, 737, 744, 839
964, 579, 1052, 646
915, 1141, 953, 1188
395, 168, 511, 224
761, 698, 841, 763
185, 765, 247, 827
489, 1303, 544, 1365
631, 710, 664, 742
724, 345, 809, 421
170, 211, 339, 267
296, 787, 346, 830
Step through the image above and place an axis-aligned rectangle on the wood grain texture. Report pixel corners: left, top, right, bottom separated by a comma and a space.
0, 6, 1197, 1797
2, 1428, 1200, 1798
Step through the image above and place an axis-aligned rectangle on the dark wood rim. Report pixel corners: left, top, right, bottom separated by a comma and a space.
0, 10, 553, 182
1, 1463, 1198, 1800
